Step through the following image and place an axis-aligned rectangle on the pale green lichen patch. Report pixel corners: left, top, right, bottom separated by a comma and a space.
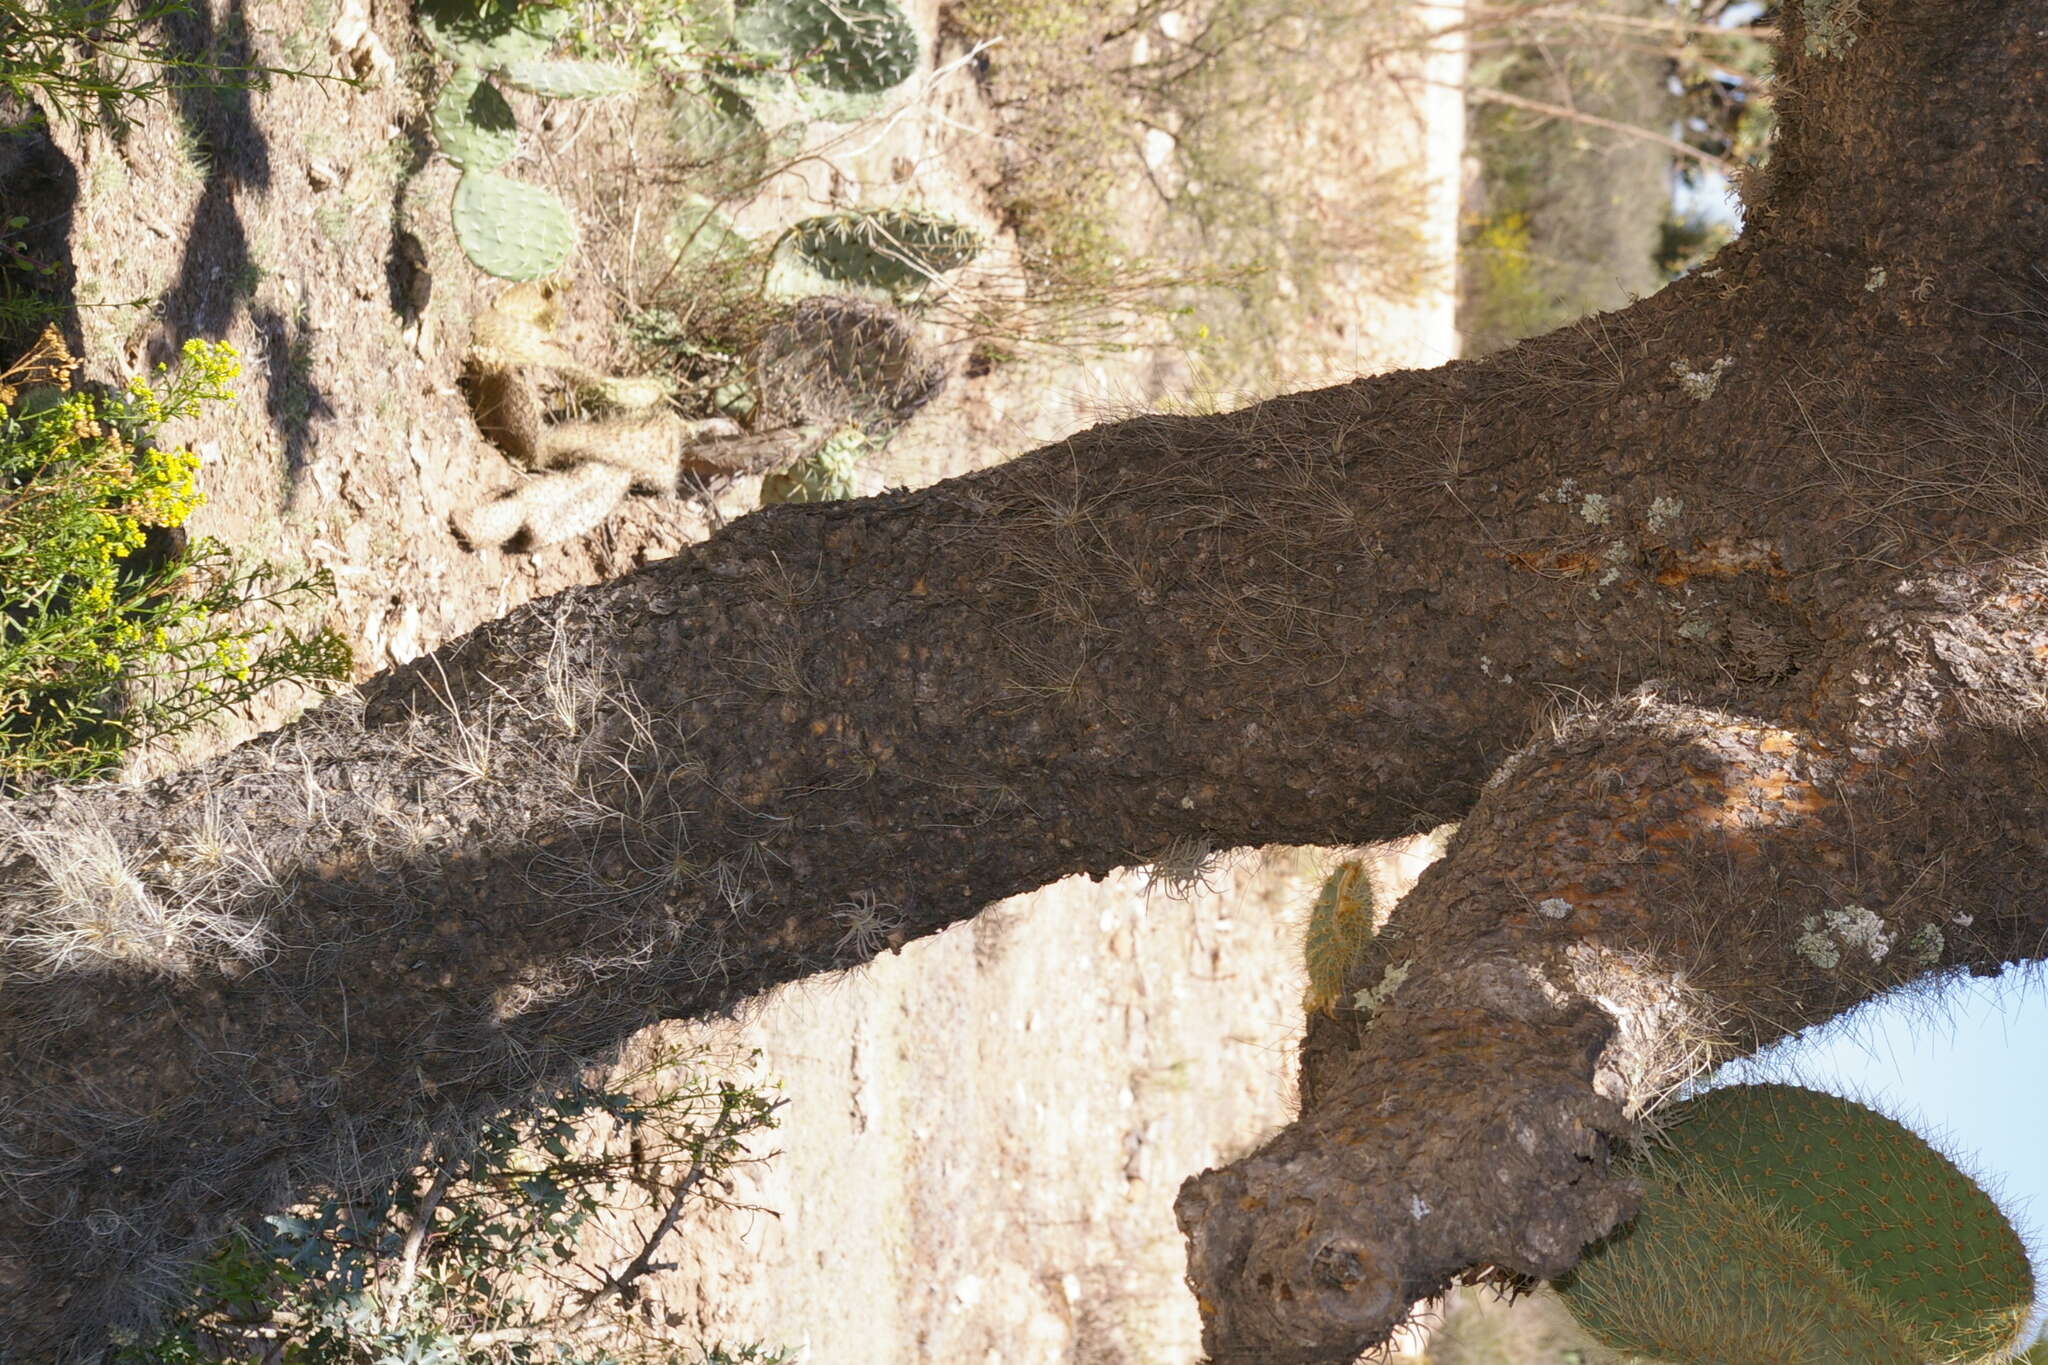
1646, 496, 1683, 532
1794, 905, 1896, 970
1578, 492, 1612, 526
1864, 266, 1887, 291
1794, 925, 1841, 969
1828, 905, 1893, 960
1353, 959, 1412, 1014
1536, 897, 1573, 919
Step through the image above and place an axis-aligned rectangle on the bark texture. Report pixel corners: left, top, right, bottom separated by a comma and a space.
3, 0, 2047, 1356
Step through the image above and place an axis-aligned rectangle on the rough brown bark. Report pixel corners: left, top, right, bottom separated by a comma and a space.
3, 0, 2046, 1356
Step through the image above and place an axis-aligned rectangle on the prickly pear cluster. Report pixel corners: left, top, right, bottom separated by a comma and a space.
785, 208, 983, 297
416, 0, 640, 279
1557, 1083, 2035, 1365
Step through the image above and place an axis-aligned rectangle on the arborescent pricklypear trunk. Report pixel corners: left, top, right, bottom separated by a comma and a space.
3, 0, 2046, 1357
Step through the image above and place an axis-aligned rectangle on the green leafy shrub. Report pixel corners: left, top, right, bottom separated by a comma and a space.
1460, 210, 1553, 351
118, 1049, 787, 1363
0, 0, 276, 131
1, 211, 67, 338
0, 335, 351, 790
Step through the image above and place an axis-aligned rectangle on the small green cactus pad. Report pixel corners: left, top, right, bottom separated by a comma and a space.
1559, 1084, 2035, 1365
497, 58, 641, 99
670, 81, 784, 191
1301, 860, 1373, 1016
664, 194, 751, 266
784, 208, 982, 296
715, 54, 881, 123
687, 0, 737, 40
761, 426, 866, 504
452, 170, 575, 281
430, 66, 519, 172
733, 0, 920, 96
415, 0, 571, 67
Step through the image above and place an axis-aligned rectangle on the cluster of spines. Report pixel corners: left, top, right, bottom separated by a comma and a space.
1557, 1083, 2035, 1365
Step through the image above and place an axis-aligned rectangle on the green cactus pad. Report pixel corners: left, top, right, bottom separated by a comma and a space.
716, 53, 882, 123
497, 58, 641, 99
415, 0, 571, 67
430, 67, 519, 171
733, 0, 920, 96
690, 0, 738, 40
670, 80, 787, 191
1559, 1084, 2035, 1365
664, 194, 751, 266
760, 426, 867, 505
785, 208, 981, 296
452, 170, 575, 281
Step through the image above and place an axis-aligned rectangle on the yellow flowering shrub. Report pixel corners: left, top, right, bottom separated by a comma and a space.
0, 338, 351, 789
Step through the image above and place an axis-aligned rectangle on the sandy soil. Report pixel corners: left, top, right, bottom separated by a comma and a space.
25, 0, 1466, 1355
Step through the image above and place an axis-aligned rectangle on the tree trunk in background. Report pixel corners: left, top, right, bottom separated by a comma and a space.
4, 0, 2047, 1357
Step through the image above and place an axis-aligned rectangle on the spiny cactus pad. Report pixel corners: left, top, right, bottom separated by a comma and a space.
431, 66, 518, 172
452, 170, 575, 281
786, 208, 981, 296
497, 58, 641, 99
416, 0, 571, 67
1301, 860, 1373, 1016
1558, 1084, 2035, 1365
753, 295, 945, 435
733, 0, 919, 97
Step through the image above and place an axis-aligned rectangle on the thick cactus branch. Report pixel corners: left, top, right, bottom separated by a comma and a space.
3, 0, 2047, 1355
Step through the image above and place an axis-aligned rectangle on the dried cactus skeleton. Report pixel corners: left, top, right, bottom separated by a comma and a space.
453, 288, 943, 550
